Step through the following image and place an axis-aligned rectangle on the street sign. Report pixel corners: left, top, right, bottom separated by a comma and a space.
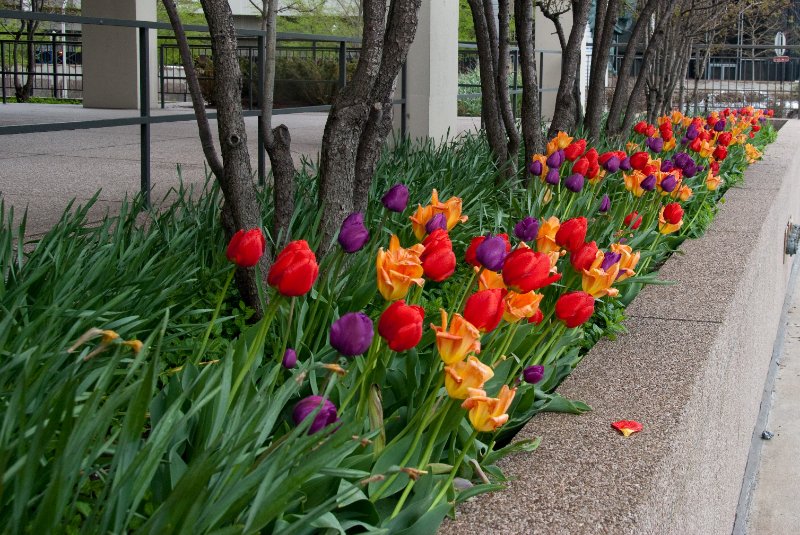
775, 32, 787, 56
773, 56, 790, 63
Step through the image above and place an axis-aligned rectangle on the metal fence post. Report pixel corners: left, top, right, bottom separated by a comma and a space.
1, 41, 6, 103
257, 33, 266, 186
401, 61, 407, 139
159, 43, 165, 109
139, 26, 151, 208
51, 33, 58, 98
512, 48, 518, 120
338, 40, 346, 90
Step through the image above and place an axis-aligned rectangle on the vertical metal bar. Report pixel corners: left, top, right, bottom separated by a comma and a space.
338, 41, 346, 91
512, 48, 518, 119
539, 51, 544, 114
51, 33, 57, 98
247, 46, 253, 110
401, 61, 407, 138
159, 42, 165, 109
1, 41, 6, 104
257, 34, 266, 186
139, 26, 151, 208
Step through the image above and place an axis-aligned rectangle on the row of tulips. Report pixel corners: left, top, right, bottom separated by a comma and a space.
215, 107, 773, 531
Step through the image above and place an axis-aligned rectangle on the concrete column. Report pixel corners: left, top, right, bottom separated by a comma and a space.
402, 0, 459, 142
82, 0, 157, 109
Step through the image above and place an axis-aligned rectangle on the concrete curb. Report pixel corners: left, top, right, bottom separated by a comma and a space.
440, 120, 800, 535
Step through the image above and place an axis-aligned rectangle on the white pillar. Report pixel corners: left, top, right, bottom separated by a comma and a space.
82, 0, 157, 109
402, 0, 459, 142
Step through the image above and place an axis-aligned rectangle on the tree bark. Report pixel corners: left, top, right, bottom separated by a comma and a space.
547, 0, 591, 138
496, 0, 520, 177
585, 0, 618, 141
515, 0, 543, 163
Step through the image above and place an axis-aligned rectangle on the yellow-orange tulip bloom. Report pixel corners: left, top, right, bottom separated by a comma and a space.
697, 140, 714, 159
582, 252, 620, 298
658, 206, 683, 235
546, 131, 573, 155
461, 385, 517, 432
625, 141, 640, 153
410, 189, 468, 239
706, 171, 723, 191
536, 216, 561, 253
623, 171, 648, 198
672, 184, 693, 201
611, 243, 639, 282
531, 154, 549, 180
670, 110, 684, 124
663, 138, 677, 152
431, 309, 481, 365
503, 290, 544, 323
444, 355, 494, 399
745, 143, 762, 164
376, 235, 425, 301
478, 267, 506, 291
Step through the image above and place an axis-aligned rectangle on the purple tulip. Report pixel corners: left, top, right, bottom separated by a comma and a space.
529, 160, 543, 176
545, 168, 560, 185
680, 136, 689, 145
600, 251, 622, 271
292, 396, 338, 434
337, 212, 370, 253
330, 312, 374, 356
603, 155, 621, 173
683, 164, 698, 178
714, 119, 726, 132
514, 216, 540, 242
660, 159, 675, 172
660, 174, 678, 192
641, 174, 657, 191
282, 348, 297, 369
619, 157, 632, 171
673, 152, 693, 170
523, 365, 545, 384
686, 124, 699, 140
425, 213, 447, 234
564, 173, 585, 193
546, 151, 564, 169
598, 194, 611, 213
647, 137, 663, 153
381, 183, 409, 213
476, 234, 508, 272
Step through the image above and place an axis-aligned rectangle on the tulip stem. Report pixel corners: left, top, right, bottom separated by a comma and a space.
453, 268, 481, 315
278, 297, 296, 366
194, 268, 235, 365
431, 429, 480, 508
491, 322, 520, 367
229, 295, 282, 404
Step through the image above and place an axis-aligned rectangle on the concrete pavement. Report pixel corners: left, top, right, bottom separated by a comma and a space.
0, 103, 480, 235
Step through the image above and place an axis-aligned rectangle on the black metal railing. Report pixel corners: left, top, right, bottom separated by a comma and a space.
0, 10, 405, 208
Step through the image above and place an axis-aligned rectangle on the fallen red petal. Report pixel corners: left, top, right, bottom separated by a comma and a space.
611, 420, 643, 437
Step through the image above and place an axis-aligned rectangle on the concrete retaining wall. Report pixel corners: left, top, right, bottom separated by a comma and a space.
441, 120, 800, 534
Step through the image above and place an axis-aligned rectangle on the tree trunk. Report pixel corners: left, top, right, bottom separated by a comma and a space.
198, 0, 267, 315
585, 0, 618, 141
496, 0, 520, 177
515, 0, 542, 163
547, 0, 591, 138
260, 0, 297, 246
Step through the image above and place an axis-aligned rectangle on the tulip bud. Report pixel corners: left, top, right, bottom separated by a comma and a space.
476, 234, 509, 272
268, 240, 319, 297
545, 168, 561, 185
463, 289, 506, 333
528, 309, 544, 325
523, 365, 545, 384
282, 348, 297, 369
662, 202, 684, 224
564, 173, 585, 193
603, 155, 621, 173
555, 291, 595, 328
529, 159, 543, 176
714, 119, 726, 132
624, 211, 643, 230
641, 174, 657, 191
292, 396, 338, 434
660, 159, 675, 172
329, 312, 374, 356
570, 241, 599, 272
425, 213, 448, 234
660, 174, 677, 192
378, 300, 425, 352
630, 152, 649, 171
502, 249, 562, 293
598, 194, 611, 213
555, 217, 587, 253
381, 183, 410, 212
619, 157, 632, 171
546, 151, 564, 169
514, 216, 540, 242
338, 212, 370, 253
226, 228, 266, 268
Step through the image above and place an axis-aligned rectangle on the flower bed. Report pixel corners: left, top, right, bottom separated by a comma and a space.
0, 109, 778, 533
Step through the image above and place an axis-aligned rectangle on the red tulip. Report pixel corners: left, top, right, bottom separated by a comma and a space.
420, 229, 456, 282
463, 289, 506, 333
662, 203, 684, 224
712, 145, 728, 161
563, 139, 586, 161
570, 241, 599, 272
584, 148, 599, 164
717, 131, 732, 147
527, 309, 544, 325
465, 233, 510, 268
226, 228, 266, 268
634, 121, 649, 135
502, 248, 562, 293
555, 291, 595, 328
267, 240, 319, 296
378, 300, 425, 352
629, 151, 649, 171
555, 217, 587, 253
624, 211, 643, 230
572, 157, 589, 177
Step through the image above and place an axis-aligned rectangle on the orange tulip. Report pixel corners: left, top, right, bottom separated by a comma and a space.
536, 216, 561, 253
706, 170, 723, 191
582, 252, 620, 298
461, 385, 517, 432
477, 267, 506, 291
410, 189, 468, 240
611, 243, 639, 282
444, 355, 494, 399
623, 170, 648, 197
502, 290, 544, 323
545, 131, 573, 154
376, 235, 425, 301
672, 184, 693, 201
745, 143, 762, 164
431, 309, 481, 365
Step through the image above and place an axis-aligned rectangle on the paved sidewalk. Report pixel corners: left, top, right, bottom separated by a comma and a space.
0, 103, 481, 235
746, 261, 800, 533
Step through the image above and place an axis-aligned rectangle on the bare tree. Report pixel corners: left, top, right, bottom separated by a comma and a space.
515, 0, 543, 161
583, 0, 620, 141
